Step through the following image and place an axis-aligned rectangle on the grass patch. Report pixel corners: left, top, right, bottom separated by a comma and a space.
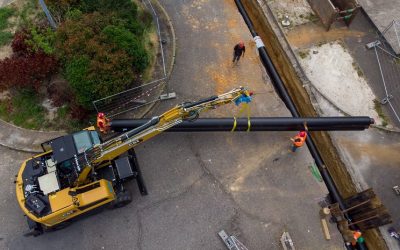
0, 6, 16, 45
0, 31, 13, 46
352, 62, 364, 77
0, 7, 15, 30
298, 49, 310, 59
302, 12, 318, 22
19, 0, 37, 27
0, 92, 89, 131
374, 99, 389, 127
0, 89, 46, 129
50, 105, 89, 132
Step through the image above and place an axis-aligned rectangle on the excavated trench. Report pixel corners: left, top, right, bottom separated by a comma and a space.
242, 0, 386, 249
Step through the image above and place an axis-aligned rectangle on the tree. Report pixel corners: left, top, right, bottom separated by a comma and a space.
0, 53, 58, 91
56, 12, 148, 109
102, 25, 149, 71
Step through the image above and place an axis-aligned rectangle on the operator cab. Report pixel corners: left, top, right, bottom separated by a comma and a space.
21, 130, 101, 218
42, 130, 101, 155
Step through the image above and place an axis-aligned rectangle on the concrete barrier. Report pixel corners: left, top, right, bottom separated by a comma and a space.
308, 0, 360, 30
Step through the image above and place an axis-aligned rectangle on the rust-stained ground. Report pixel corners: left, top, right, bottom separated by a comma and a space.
286, 22, 365, 49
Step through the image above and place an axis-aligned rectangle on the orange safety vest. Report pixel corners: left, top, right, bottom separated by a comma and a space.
352, 231, 362, 245
96, 117, 109, 133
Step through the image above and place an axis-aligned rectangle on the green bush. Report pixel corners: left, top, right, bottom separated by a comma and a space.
57, 11, 148, 109
25, 27, 56, 55
65, 8, 82, 20
65, 56, 93, 107
102, 25, 149, 71
79, 0, 142, 33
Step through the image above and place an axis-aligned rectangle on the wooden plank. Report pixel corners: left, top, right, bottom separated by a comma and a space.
321, 218, 331, 240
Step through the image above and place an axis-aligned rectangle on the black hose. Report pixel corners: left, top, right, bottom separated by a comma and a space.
110, 117, 374, 132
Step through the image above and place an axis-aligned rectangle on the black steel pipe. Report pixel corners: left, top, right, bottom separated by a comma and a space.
110, 117, 374, 132
234, 1, 367, 249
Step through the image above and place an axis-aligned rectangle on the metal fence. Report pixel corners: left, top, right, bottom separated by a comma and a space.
92, 78, 167, 118
92, 0, 173, 118
369, 20, 400, 124
381, 20, 400, 55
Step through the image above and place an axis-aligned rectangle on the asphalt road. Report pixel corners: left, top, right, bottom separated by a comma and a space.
0, 0, 343, 249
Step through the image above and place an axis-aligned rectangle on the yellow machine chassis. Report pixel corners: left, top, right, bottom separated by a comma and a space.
16, 155, 115, 227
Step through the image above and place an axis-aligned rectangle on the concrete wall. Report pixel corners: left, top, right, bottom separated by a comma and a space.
307, 0, 337, 29
308, 0, 360, 29
332, 0, 359, 10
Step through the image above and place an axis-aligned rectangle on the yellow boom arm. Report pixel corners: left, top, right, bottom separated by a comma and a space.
78, 87, 251, 173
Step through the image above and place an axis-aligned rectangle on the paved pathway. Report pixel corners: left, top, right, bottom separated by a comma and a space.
0, 1, 343, 249
0, 120, 65, 152
343, 11, 400, 128
359, 0, 400, 54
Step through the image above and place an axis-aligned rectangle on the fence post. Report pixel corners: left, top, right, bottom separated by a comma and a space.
38, 0, 57, 30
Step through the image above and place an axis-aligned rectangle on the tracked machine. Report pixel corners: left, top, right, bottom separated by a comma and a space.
15, 87, 253, 236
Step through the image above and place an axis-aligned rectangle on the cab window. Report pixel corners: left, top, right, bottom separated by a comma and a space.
73, 131, 93, 153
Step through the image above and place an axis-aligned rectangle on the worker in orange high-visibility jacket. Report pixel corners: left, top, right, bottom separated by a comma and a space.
351, 231, 362, 246
290, 122, 308, 152
96, 112, 110, 134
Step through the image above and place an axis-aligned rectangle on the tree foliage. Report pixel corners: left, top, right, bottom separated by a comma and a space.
11, 30, 31, 56
55, 11, 148, 108
25, 27, 56, 55
2, 0, 152, 112
0, 53, 58, 90
102, 25, 149, 71
0, 29, 58, 91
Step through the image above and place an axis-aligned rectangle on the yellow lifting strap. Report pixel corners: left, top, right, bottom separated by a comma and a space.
231, 103, 251, 132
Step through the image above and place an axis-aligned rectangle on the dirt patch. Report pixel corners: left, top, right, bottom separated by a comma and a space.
0, 44, 12, 59
287, 22, 365, 49
241, 0, 387, 248
0, 90, 10, 100
266, 0, 315, 27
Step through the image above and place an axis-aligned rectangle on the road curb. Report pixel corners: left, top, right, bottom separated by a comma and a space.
0, 142, 41, 154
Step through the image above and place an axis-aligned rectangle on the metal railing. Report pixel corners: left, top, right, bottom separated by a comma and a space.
369, 20, 400, 125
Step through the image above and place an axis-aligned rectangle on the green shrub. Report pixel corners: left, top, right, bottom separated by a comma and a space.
102, 25, 149, 71
65, 56, 93, 107
57, 11, 148, 109
59, 0, 146, 35
25, 27, 56, 55
65, 8, 82, 20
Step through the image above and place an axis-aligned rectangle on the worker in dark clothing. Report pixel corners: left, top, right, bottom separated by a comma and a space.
233, 41, 245, 64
